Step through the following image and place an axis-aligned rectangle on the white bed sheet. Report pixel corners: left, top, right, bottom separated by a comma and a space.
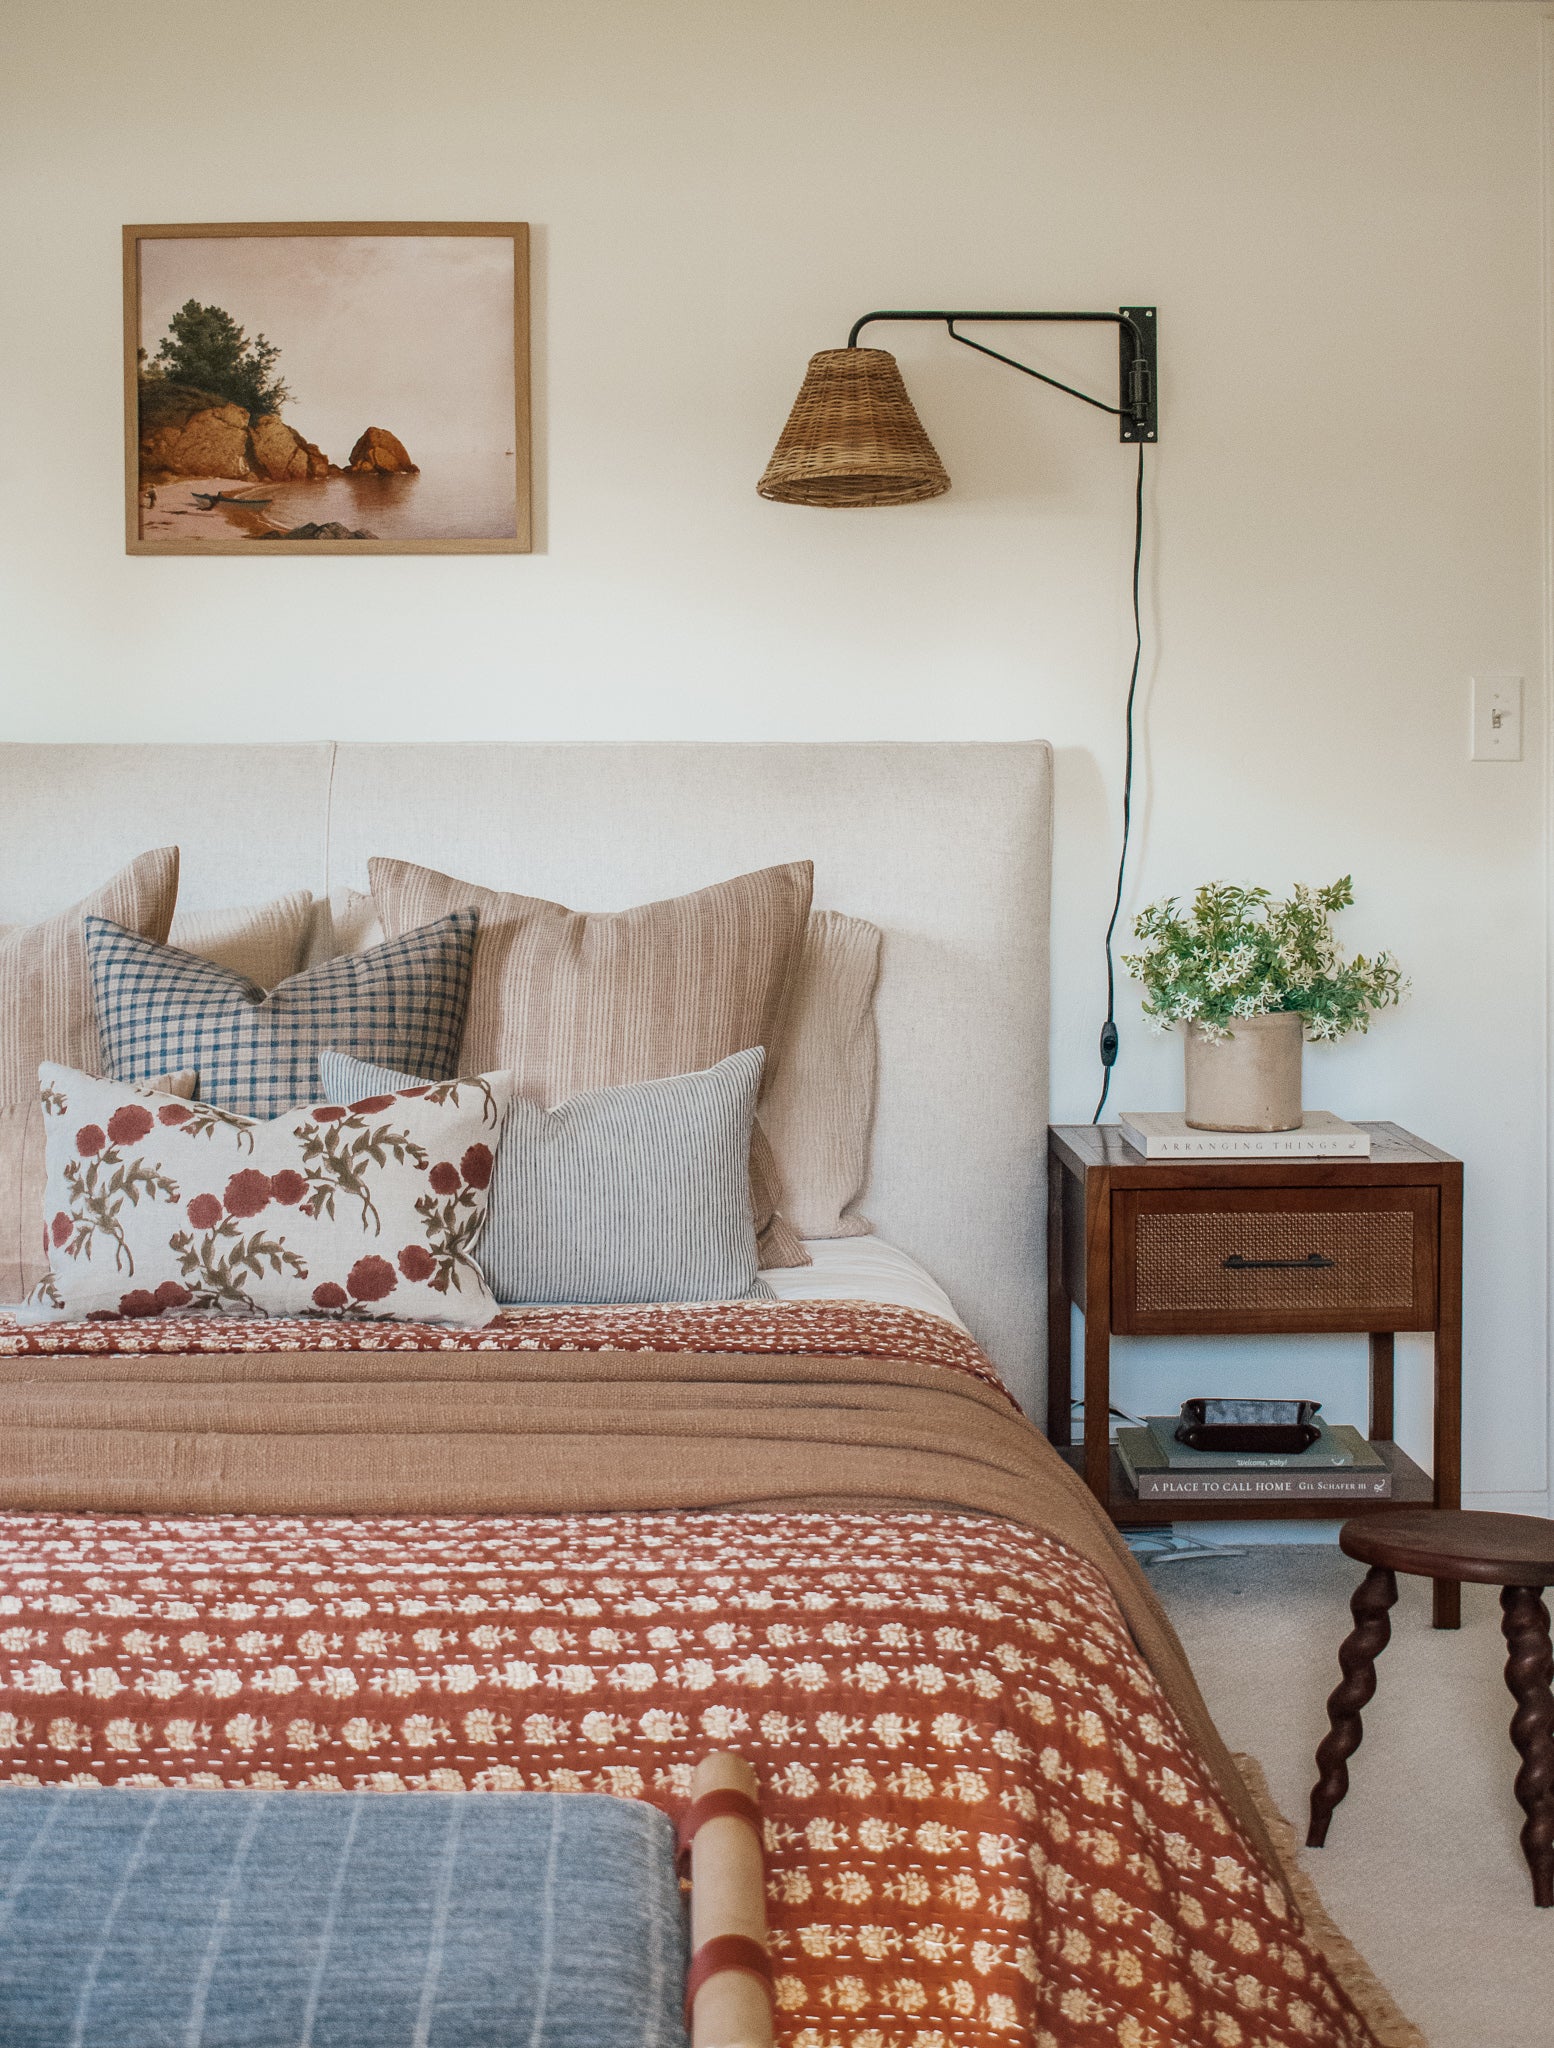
760, 1236, 967, 1330
5, 1240, 967, 1331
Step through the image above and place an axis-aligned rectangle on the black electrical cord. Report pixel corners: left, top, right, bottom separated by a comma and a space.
938, 321, 1148, 1122
1092, 438, 1146, 1122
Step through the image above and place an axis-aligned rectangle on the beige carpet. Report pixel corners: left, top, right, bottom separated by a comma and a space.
1153, 1543, 1554, 2048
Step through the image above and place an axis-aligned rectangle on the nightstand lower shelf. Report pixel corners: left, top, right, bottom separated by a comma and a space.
1057, 1438, 1435, 1525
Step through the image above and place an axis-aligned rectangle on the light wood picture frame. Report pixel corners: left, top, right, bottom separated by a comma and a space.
124, 222, 531, 556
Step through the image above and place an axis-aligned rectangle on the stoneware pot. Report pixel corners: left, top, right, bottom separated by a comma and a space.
1183, 1011, 1303, 1131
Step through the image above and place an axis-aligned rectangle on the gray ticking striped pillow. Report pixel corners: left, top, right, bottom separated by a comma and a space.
87, 910, 476, 1119
320, 1045, 770, 1306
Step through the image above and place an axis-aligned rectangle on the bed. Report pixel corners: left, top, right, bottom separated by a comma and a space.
0, 743, 1399, 2046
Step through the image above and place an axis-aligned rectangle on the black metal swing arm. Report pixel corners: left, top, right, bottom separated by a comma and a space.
845, 308, 1158, 444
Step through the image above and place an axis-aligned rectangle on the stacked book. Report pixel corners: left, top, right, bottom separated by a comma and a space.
1118, 1110, 1370, 1159
1117, 1416, 1392, 1501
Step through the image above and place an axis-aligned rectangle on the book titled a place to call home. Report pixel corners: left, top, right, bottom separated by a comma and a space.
1117, 1423, 1393, 1501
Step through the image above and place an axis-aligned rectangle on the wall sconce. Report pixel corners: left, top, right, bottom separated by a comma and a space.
758, 306, 1159, 1117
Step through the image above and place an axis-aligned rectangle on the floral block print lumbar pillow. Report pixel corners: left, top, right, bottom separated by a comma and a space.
36, 1062, 511, 1327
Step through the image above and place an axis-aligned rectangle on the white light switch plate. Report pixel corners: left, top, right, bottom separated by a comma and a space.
1471, 674, 1523, 761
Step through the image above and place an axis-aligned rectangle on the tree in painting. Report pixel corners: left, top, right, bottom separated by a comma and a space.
146, 300, 292, 417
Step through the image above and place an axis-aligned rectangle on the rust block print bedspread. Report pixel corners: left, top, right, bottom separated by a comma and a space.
0, 1304, 1380, 2046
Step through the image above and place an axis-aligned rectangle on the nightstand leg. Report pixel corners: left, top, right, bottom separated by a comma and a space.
1046, 1152, 1071, 1445
1433, 1176, 1464, 1629
1081, 1176, 1113, 1502
1368, 1333, 1394, 1440
1082, 1304, 1111, 1501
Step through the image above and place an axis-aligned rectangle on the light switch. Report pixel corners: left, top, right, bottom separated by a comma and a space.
1471, 675, 1523, 762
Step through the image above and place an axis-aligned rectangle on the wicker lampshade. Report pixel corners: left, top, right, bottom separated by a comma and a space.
758, 347, 950, 507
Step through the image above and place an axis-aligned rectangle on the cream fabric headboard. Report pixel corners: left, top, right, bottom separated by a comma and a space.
0, 742, 1052, 1408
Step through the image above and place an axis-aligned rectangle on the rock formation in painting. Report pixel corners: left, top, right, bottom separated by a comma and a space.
138, 380, 331, 485
347, 427, 418, 474
138, 301, 330, 484
254, 522, 378, 541
247, 412, 332, 482
138, 383, 254, 482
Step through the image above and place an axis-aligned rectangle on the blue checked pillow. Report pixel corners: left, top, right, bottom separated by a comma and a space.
86, 909, 476, 1118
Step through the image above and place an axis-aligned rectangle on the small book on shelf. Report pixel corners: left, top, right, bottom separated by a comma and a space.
1142, 1415, 1382, 1473
1118, 1110, 1371, 1160
1117, 1424, 1393, 1500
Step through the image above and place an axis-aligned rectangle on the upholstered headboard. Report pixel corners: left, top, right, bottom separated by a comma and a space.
0, 742, 1052, 1407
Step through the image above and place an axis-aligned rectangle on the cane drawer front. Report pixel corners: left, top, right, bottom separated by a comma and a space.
1111, 1187, 1438, 1334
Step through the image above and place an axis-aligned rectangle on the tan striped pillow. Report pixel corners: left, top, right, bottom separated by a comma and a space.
759, 910, 881, 1239
169, 889, 314, 988
0, 848, 180, 1298
369, 858, 814, 1269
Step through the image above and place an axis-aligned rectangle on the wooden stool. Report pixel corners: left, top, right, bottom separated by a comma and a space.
1306, 1510, 1554, 1906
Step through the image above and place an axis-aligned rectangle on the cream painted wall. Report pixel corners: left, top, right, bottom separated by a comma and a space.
1, 1, 1548, 1513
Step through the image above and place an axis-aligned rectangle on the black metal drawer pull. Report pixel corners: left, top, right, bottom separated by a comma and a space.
1223, 1252, 1336, 1271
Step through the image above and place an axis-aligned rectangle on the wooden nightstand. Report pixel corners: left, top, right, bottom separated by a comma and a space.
1047, 1122, 1464, 1626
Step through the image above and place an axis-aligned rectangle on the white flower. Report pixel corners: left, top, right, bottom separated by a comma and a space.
699, 1704, 746, 1742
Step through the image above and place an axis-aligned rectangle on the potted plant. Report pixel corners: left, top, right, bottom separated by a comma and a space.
1121, 877, 1408, 1131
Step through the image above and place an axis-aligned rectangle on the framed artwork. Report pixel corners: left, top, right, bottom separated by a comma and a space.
124, 222, 530, 555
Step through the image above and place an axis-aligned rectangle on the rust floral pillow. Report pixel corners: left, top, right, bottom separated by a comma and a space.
35, 1062, 511, 1328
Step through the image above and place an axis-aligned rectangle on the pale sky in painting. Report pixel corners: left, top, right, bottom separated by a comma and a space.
138, 234, 516, 464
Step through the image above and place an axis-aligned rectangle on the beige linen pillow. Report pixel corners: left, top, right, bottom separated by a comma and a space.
169, 889, 314, 988
369, 857, 814, 1268
302, 887, 384, 969
0, 848, 180, 1298
759, 910, 881, 1239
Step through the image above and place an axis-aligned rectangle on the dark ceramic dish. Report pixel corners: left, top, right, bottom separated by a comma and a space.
1175, 1397, 1323, 1455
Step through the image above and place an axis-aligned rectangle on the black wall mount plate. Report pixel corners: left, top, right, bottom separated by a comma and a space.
1119, 305, 1158, 443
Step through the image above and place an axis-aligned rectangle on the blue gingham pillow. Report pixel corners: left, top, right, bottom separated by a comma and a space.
86, 909, 476, 1118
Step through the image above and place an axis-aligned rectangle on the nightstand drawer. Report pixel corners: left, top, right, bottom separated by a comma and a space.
1111, 1187, 1438, 1334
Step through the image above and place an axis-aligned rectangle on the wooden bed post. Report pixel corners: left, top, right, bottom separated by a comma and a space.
685, 1753, 775, 2048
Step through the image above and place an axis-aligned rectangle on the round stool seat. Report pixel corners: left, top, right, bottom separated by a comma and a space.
1339, 1509, 1554, 1587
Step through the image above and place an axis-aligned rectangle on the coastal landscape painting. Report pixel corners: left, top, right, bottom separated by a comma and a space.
124, 223, 530, 554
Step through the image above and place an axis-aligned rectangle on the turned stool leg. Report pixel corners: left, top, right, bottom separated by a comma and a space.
1499, 1585, 1554, 1908
1308, 1564, 1398, 1847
